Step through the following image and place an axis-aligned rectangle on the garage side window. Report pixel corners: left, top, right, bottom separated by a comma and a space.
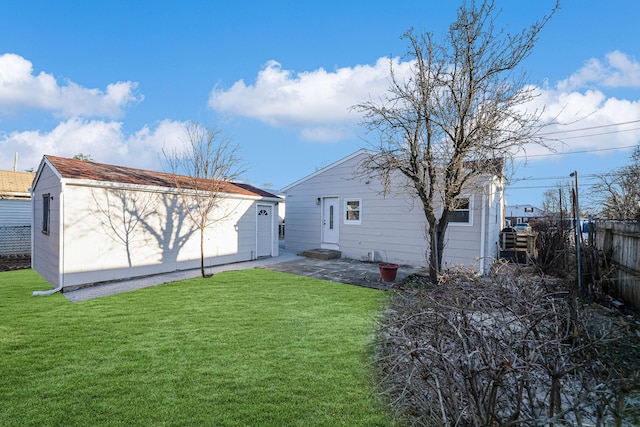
42, 193, 50, 235
344, 199, 362, 225
449, 197, 472, 225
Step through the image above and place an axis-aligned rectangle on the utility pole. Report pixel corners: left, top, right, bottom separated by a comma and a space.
570, 171, 582, 294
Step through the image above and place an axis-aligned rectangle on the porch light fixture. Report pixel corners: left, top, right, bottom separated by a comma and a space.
316, 197, 321, 205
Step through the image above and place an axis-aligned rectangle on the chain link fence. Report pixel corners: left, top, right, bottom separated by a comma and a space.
0, 225, 31, 256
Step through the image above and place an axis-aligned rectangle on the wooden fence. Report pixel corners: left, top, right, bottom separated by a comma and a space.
499, 230, 537, 264
594, 220, 640, 308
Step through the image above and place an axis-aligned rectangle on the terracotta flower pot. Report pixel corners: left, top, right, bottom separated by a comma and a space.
378, 263, 399, 282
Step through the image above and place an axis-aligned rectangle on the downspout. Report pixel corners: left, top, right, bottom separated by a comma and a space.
32, 284, 62, 296
479, 188, 487, 273
59, 182, 65, 289
29, 185, 34, 270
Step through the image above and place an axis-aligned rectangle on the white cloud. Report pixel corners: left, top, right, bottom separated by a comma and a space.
558, 51, 640, 91
125, 119, 189, 166
209, 53, 640, 151
3, 50, 638, 175
517, 83, 640, 159
208, 58, 409, 142
0, 53, 142, 118
0, 119, 187, 172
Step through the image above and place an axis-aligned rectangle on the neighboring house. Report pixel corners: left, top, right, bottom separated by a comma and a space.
0, 170, 35, 255
277, 199, 286, 240
31, 155, 281, 292
506, 204, 546, 225
281, 149, 505, 272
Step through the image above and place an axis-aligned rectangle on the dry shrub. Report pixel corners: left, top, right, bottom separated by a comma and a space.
376, 262, 640, 426
532, 221, 572, 277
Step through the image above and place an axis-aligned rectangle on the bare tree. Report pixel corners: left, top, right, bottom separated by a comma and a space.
163, 121, 246, 277
532, 182, 574, 276
587, 145, 640, 220
73, 153, 94, 161
354, 0, 557, 281
541, 181, 571, 218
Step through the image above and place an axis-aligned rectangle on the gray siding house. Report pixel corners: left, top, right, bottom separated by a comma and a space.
282, 150, 505, 272
0, 170, 35, 255
506, 204, 546, 225
31, 155, 281, 292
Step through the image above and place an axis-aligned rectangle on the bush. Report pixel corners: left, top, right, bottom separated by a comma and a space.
376, 263, 640, 426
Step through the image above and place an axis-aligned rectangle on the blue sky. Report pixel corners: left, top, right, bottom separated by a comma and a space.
1, 0, 639, 210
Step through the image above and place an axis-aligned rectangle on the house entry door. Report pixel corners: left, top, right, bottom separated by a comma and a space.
321, 197, 339, 248
256, 205, 273, 258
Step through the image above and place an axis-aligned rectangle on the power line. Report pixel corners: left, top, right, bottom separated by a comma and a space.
550, 127, 640, 141
506, 170, 635, 190
509, 171, 625, 183
514, 144, 637, 159
510, 119, 640, 159
510, 174, 594, 182
507, 183, 601, 190
537, 119, 640, 136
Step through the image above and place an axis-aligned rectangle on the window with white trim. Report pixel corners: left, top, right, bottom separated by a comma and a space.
344, 199, 362, 224
449, 197, 472, 225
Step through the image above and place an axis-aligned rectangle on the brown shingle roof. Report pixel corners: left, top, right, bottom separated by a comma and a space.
0, 170, 36, 196
44, 155, 280, 199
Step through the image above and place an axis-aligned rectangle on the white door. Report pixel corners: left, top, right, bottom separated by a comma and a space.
322, 197, 339, 248
257, 205, 273, 258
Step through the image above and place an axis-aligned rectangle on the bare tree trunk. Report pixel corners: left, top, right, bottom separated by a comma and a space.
200, 227, 205, 277
426, 216, 449, 282
428, 227, 438, 282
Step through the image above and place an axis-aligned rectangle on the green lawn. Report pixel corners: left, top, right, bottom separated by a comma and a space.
0, 268, 393, 426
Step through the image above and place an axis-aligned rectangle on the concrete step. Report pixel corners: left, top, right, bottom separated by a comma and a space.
300, 248, 342, 260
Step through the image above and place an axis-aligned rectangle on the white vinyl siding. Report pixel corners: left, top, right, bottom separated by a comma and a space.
283, 150, 502, 270
442, 194, 482, 267
31, 164, 62, 287
487, 180, 505, 259
60, 185, 266, 288
31, 160, 279, 291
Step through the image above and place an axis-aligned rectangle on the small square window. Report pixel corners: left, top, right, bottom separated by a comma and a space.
450, 197, 472, 225
344, 199, 362, 225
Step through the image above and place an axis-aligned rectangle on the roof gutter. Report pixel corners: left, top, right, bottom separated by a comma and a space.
479, 187, 487, 273
0, 192, 31, 199
62, 178, 281, 203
